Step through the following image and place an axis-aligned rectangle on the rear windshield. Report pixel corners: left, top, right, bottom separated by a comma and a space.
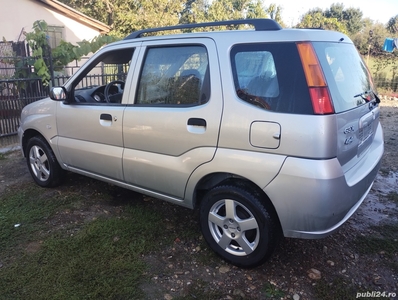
313, 42, 374, 113
231, 43, 313, 114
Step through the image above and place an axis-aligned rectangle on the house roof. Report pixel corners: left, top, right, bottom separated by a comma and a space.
35, 0, 111, 33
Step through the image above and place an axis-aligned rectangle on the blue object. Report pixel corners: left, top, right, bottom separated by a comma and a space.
383, 38, 394, 52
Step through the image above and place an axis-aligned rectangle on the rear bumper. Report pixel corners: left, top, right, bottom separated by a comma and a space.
264, 124, 384, 239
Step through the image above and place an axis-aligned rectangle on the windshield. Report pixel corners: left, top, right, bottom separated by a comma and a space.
313, 42, 375, 113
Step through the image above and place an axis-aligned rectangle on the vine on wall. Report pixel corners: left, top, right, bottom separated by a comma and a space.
16, 20, 119, 86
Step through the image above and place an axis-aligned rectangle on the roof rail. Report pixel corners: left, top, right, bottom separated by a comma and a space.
124, 19, 282, 40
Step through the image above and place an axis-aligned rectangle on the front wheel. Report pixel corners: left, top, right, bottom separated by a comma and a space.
200, 185, 279, 268
26, 136, 65, 187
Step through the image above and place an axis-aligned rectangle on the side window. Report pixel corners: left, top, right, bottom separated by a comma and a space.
136, 45, 209, 106
235, 51, 279, 98
232, 49, 279, 110
231, 43, 313, 114
71, 48, 134, 104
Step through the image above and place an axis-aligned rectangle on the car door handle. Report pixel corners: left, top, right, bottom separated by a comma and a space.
100, 113, 112, 121
187, 118, 206, 134
187, 118, 206, 127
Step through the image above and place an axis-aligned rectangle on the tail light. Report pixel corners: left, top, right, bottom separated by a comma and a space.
297, 42, 334, 114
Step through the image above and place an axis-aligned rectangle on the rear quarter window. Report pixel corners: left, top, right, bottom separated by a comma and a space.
231, 43, 313, 114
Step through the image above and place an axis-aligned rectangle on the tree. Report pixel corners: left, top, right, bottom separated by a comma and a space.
324, 3, 363, 35
247, 0, 269, 20
387, 14, 398, 34
59, 0, 185, 37
296, 11, 347, 33
351, 20, 389, 56
265, 3, 285, 27
180, 0, 211, 25
297, 3, 363, 35
205, 0, 265, 22
60, 0, 114, 25
60, 0, 281, 35
112, 0, 184, 37
342, 7, 363, 35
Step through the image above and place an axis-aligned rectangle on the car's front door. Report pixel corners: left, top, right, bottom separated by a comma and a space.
122, 39, 223, 199
56, 46, 137, 180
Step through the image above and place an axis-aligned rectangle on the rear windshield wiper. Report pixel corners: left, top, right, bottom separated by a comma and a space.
354, 90, 380, 103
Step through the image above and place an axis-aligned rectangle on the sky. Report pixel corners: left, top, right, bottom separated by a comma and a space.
270, 0, 398, 27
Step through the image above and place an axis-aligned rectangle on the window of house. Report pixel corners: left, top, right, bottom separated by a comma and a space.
136, 45, 209, 106
47, 26, 64, 49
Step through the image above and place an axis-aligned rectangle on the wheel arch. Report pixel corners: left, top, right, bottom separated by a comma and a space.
21, 129, 46, 157
192, 172, 282, 234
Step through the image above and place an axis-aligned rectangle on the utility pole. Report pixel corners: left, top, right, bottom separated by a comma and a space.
367, 30, 373, 66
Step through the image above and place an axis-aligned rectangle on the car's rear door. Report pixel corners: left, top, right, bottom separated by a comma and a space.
122, 38, 223, 199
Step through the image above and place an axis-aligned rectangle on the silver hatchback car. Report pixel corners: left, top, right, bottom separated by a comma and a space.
19, 19, 384, 267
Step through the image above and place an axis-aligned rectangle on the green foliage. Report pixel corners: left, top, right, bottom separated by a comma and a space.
372, 53, 398, 75
262, 282, 285, 298
60, 0, 114, 25
387, 14, 398, 34
296, 11, 348, 34
324, 3, 363, 35
296, 3, 364, 35
368, 54, 398, 92
51, 35, 118, 70
59, 0, 284, 37
265, 3, 285, 27
24, 20, 51, 85
11, 20, 119, 86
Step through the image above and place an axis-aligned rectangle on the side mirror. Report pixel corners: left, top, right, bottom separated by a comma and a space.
50, 87, 67, 101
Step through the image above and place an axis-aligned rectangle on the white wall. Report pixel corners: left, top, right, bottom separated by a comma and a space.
0, 0, 101, 44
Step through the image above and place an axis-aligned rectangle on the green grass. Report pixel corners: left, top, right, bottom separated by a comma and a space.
354, 224, 398, 255
262, 282, 285, 299
0, 180, 172, 299
0, 183, 79, 252
367, 56, 396, 80
173, 279, 225, 300
353, 223, 398, 273
314, 277, 359, 300
0, 212, 162, 299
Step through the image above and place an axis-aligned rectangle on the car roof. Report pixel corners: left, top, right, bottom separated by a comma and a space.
103, 19, 353, 49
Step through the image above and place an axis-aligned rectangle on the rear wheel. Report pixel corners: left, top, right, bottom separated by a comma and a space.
26, 136, 65, 187
200, 185, 278, 268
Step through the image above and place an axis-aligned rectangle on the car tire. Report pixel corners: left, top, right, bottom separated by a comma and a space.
26, 136, 65, 187
200, 184, 279, 268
